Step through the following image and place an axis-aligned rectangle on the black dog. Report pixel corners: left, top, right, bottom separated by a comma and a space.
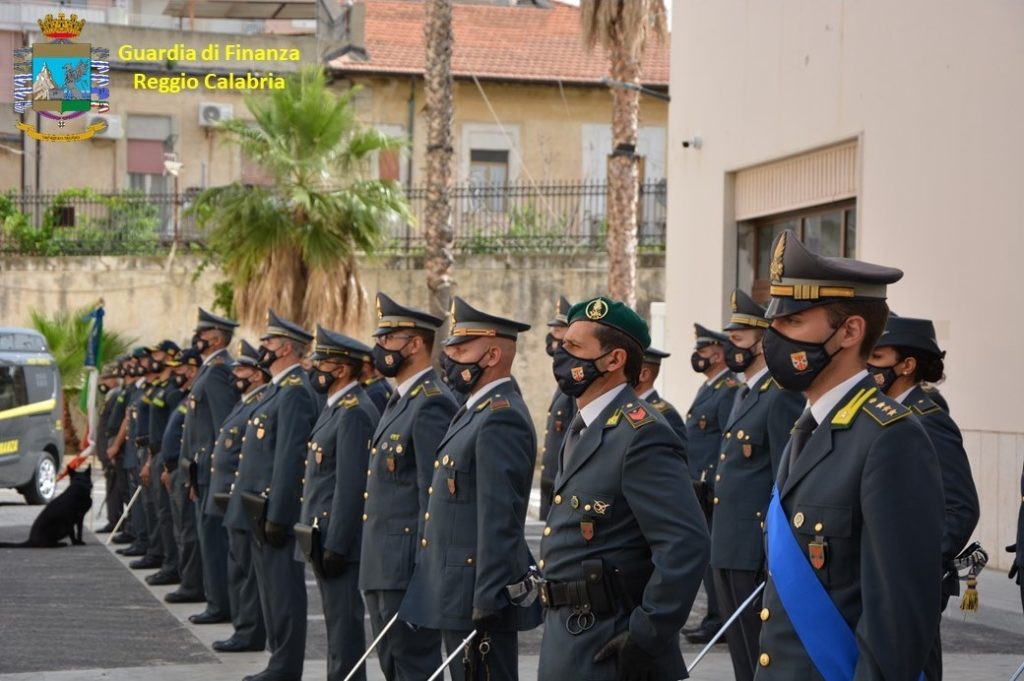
0, 465, 93, 548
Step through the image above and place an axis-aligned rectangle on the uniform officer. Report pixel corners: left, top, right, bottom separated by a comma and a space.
635, 347, 688, 449
231, 310, 318, 681
540, 296, 576, 520
299, 328, 380, 681
164, 349, 207, 604
208, 340, 270, 653
118, 347, 153, 558
755, 229, 943, 679
95, 366, 125, 533
1013, 468, 1024, 614
108, 357, 135, 544
868, 315, 980, 680
360, 359, 393, 415
681, 323, 738, 644
181, 308, 239, 623
142, 341, 185, 585
133, 346, 171, 570
359, 292, 458, 681
401, 297, 541, 681
711, 290, 803, 681
538, 297, 710, 681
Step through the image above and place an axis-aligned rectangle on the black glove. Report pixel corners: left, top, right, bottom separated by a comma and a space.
471, 608, 503, 633
593, 631, 657, 681
322, 549, 347, 579
264, 520, 288, 549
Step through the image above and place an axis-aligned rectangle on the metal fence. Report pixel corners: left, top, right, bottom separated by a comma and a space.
0, 180, 666, 256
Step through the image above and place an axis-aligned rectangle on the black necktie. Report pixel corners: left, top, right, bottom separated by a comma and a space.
452, 404, 468, 423
384, 391, 401, 415
560, 413, 586, 474
728, 385, 751, 422
787, 409, 818, 474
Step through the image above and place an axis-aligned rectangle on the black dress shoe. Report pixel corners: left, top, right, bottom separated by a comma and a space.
111, 532, 134, 544
116, 544, 148, 557
212, 638, 263, 652
129, 556, 162, 570
242, 670, 302, 681
164, 590, 206, 604
684, 627, 725, 645
189, 611, 231, 624
95, 523, 117, 534
145, 570, 181, 586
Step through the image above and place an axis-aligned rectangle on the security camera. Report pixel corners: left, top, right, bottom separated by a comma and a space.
681, 136, 703, 150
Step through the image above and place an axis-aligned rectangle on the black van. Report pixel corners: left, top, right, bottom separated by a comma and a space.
0, 328, 65, 504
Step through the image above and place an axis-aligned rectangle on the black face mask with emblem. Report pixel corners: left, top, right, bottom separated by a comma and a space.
192, 334, 210, 353
762, 324, 844, 392
371, 341, 408, 378
98, 383, 111, 395
308, 367, 336, 395
552, 346, 610, 398
256, 344, 278, 371
867, 363, 898, 393
723, 340, 758, 373
442, 352, 487, 395
691, 351, 711, 373
172, 373, 188, 388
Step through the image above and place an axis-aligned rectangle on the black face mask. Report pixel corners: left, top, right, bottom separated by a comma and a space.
552, 346, 610, 398
762, 325, 843, 392
149, 360, 165, 373
691, 351, 711, 373
443, 352, 488, 395
371, 340, 410, 378
173, 373, 188, 389
192, 334, 210, 353
545, 333, 562, 358
867, 364, 898, 392
308, 366, 336, 395
724, 340, 758, 373
130, 366, 145, 377
233, 375, 251, 393
98, 384, 111, 395
256, 344, 278, 371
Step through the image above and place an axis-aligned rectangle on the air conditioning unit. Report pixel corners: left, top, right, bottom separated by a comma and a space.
199, 103, 233, 127
89, 113, 123, 139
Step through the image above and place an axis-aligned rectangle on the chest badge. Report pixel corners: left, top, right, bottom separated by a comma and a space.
256, 426, 265, 440
580, 520, 595, 542
742, 443, 753, 458
593, 500, 609, 515
224, 438, 233, 449
698, 415, 707, 431
808, 538, 827, 570
447, 477, 457, 496
386, 456, 396, 473
315, 448, 323, 465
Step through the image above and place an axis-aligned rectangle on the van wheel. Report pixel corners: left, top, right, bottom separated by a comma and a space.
22, 454, 58, 505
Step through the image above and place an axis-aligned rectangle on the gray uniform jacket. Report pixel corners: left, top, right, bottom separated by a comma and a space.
756, 376, 944, 680
684, 372, 740, 488
300, 384, 380, 560
183, 351, 236, 488
123, 383, 149, 470
538, 385, 709, 681
205, 387, 267, 517
224, 365, 318, 533
710, 374, 803, 571
400, 381, 542, 632
643, 389, 689, 459
358, 369, 458, 592
147, 379, 183, 472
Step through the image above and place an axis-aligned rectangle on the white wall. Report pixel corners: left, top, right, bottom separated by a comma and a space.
666, 0, 1024, 567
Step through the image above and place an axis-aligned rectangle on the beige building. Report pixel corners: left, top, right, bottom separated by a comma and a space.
663, 0, 1024, 568
329, 0, 669, 186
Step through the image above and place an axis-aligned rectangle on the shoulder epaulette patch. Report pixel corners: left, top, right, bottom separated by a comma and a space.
760, 377, 777, 393
141, 395, 152, 405
475, 398, 491, 412
176, 404, 187, 414
714, 377, 738, 389
831, 387, 876, 428
490, 398, 511, 411
605, 410, 622, 428
912, 396, 942, 416
152, 397, 165, 408
650, 399, 669, 414
421, 381, 442, 397
341, 394, 360, 409
862, 391, 911, 427
622, 402, 655, 429
117, 395, 125, 404
282, 374, 303, 387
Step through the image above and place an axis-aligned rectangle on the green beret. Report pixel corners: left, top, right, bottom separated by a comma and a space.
567, 297, 651, 349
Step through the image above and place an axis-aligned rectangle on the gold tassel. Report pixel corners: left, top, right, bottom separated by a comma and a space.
960, 577, 979, 612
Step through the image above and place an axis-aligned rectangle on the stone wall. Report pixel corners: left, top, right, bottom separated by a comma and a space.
0, 252, 666, 438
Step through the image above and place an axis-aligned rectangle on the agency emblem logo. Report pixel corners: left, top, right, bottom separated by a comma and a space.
790, 351, 809, 371
12, 13, 110, 141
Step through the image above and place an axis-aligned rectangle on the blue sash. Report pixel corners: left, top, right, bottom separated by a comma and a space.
766, 488, 924, 681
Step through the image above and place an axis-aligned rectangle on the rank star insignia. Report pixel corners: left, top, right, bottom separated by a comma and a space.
571, 366, 585, 382
790, 351, 808, 371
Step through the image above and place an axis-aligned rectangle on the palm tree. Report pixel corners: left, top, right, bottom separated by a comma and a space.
30, 306, 133, 452
423, 0, 456, 319
190, 66, 412, 332
581, 0, 667, 308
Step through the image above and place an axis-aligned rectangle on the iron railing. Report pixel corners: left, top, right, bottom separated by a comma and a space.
0, 179, 667, 256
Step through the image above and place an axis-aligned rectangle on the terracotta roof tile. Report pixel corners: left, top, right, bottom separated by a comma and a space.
329, 0, 669, 86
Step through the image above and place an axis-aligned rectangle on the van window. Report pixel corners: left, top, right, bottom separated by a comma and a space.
0, 334, 46, 352
23, 366, 56, 402
0, 366, 29, 411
